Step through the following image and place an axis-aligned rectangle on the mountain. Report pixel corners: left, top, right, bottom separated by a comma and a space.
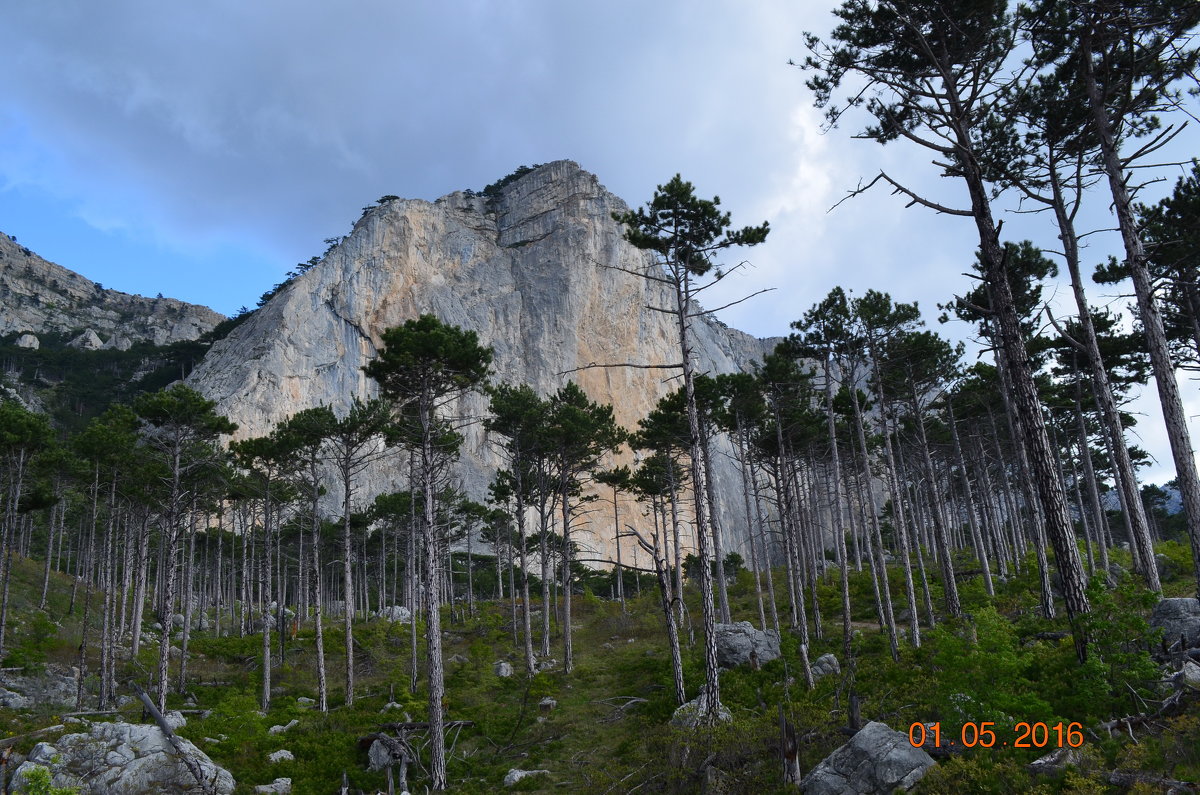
0, 231, 223, 349
187, 161, 777, 558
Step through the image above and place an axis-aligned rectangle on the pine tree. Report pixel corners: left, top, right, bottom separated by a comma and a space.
365, 314, 492, 791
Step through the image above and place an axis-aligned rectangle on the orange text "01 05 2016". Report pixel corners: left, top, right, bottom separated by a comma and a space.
908, 721, 1085, 749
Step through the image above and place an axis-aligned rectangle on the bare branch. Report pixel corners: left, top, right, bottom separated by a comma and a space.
687, 288, 777, 317
558, 362, 683, 377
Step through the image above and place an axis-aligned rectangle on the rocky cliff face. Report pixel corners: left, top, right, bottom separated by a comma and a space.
0, 232, 224, 347
188, 161, 776, 560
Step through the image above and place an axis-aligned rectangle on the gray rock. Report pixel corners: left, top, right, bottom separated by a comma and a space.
267, 750, 294, 763
448, 653, 469, 664
1155, 554, 1176, 581
11, 721, 234, 794
1151, 598, 1200, 649
67, 329, 104, 350
801, 721, 935, 794
504, 768, 550, 787
536, 658, 558, 672
494, 661, 514, 678
254, 778, 292, 794
1182, 660, 1200, 688
0, 234, 223, 346
267, 719, 299, 735
0, 687, 30, 709
101, 334, 132, 351
296, 697, 315, 706
670, 686, 732, 729
0, 664, 79, 709
1028, 747, 1084, 776
163, 710, 187, 730
713, 621, 780, 668
811, 653, 840, 681
376, 605, 412, 623
14, 333, 38, 350
539, 697, 557, 711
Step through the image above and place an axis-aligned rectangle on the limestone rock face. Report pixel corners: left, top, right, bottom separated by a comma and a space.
713, 621, 780, 668
14, 333, 38, 349
187, 161, 775, 559
801, 721, 935, 794
0, 232, 223, 345
12, 722, 235, 795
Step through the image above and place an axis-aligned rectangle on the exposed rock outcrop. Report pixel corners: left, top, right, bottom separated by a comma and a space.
713, 621, 780, 668
1151, 598, 1200, 649
801, 721, 935, 794
12, 721, 234, 794
186, 161, 775, 559
671, 684, 732, 729
0, 231, 223, 345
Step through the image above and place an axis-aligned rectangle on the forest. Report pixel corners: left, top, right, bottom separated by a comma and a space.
2, 1, 1200, 793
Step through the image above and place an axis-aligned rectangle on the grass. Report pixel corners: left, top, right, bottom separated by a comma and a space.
0, 542, 1197, 793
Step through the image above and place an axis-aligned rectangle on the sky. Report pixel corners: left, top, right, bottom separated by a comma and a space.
1, 1, 1197, 483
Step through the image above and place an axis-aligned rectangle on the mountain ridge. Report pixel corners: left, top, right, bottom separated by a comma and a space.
186, 160, 779, 559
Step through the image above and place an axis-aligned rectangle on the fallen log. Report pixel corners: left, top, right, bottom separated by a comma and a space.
0, 724, 65, 750
129, 680, 218, 795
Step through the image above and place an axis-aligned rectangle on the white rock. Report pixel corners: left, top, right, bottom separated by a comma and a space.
504, 768, 550, 787
163, 710, 187, 730
268, 750, 294, 763
376, 605, 412, 623
15, 333, 39, 349
539, 697, 557, 711
494, 661, 514, 678
296, 697, 315, 706
254, 778, 292, 794
1182, 660, 1200, 688
268, 719, 299, 735
67, 329, 104, 350
12, 720, 235, 794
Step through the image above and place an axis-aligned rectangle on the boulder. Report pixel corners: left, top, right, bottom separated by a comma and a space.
1151, 598, 1200, 649
296, 697, 315, 706
494, 661, 514, 678
801, 721, 935, 794
268, 719, 299, 735
811, 653, 840, 681
1028, 747, 1084, 776
163, 710, 187, 730
376, 605, 412, 623
504, 769, 550, 787
14, 333, 39, 350
670, 685, 732, 729
539, 697, 557, 712
268, 750, 294, 763
1182, 660, 1200, 688
536, 658, 558, 672
1155, 554, 1176, 581
67, 329, 104, 350
11, 721, 235, 794
101, 334, 132, 351
713, 621, 780, 668
254, 779, 292, 794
